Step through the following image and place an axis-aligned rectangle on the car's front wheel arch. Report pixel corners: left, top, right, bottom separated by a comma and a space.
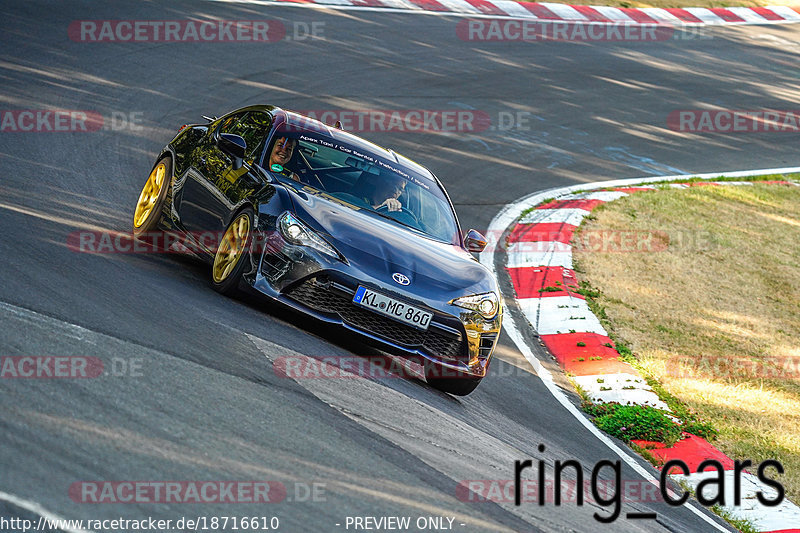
211, 205, 256, 296
132, 154, 174, 246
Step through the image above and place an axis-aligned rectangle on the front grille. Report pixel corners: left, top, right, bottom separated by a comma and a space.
286, 276, 465, 361
284, 275, 343, 313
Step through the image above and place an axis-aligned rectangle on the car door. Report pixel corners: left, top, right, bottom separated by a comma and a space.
178, 111, 273, 251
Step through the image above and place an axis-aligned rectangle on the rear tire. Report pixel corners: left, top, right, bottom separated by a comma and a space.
132, 157, 171, 248
211, 208, 254, 296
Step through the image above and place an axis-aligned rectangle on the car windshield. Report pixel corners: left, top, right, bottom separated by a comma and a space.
265, 125, 459, 244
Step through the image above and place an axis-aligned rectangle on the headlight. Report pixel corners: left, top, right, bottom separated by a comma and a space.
450, 292, 500, 320
278, 212, 340, 259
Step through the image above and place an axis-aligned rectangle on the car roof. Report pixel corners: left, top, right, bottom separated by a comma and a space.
230, 105, 437, 182
221, 104, 461, 239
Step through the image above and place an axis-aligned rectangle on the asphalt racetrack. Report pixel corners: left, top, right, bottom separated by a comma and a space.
1, 1, 798, 531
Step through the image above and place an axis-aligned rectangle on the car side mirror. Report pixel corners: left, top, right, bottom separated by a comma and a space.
218, 133, 247, 159
464, 229, 488, 253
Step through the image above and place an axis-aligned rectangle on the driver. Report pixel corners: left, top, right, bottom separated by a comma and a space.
358, 173, 406, 212
268, 137, 299, 181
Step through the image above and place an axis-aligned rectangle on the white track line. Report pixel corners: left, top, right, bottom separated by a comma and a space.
0, 491, 94, 533
559, 190, 630, 201
766, 6, 800, 21
481, 165, 800, 532
538, 2, 587, 20
491, 0, 537, 18
589, 6, 634, 22
525, 295, 607, 335
519, 207, 590, 225
727, 6, 772, 24
572, 374, 670, 410
507, 241, 574, 269
638, 8, 691, 24
436, 0, 483, 14
672, 471, 800, 531
684, 7, 728, 24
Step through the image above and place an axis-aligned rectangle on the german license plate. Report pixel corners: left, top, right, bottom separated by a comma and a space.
353, 286, 432, 330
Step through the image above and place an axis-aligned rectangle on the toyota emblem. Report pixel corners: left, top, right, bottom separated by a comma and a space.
392, 273, 410, 286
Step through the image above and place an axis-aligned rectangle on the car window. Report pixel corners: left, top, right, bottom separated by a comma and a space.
269, 126, 459, 244
218, 113, 246, 135
219, 112, 273, 159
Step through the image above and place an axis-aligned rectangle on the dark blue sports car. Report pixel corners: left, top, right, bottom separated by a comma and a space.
132, 105, 502, 395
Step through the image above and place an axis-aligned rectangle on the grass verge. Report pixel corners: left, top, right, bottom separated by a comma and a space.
572, 176, 800, 503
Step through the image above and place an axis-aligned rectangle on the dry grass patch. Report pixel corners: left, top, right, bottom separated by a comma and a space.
573, 181, 800, 502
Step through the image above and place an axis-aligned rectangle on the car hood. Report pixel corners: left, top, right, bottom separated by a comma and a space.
285, 187, 495, 298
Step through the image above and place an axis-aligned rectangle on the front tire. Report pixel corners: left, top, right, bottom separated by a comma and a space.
132, 157, 171, 245
211, 208, 254, 296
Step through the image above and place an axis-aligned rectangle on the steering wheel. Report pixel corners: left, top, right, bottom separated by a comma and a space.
303, 170, 326, 191
295, 151, 326, 190
376, 205, 419, 226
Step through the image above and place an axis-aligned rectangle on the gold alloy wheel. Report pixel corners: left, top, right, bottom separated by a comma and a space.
213, 213, 251, 283
133, 162, 166, 228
